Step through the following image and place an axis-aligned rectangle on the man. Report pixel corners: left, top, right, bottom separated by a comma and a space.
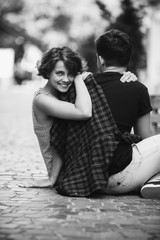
94, 29, 160, 198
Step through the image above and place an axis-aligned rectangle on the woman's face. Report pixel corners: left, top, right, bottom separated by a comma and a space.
49, 61, 75, 93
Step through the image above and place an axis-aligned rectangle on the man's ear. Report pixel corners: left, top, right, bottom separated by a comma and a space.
97, 55, 105, 65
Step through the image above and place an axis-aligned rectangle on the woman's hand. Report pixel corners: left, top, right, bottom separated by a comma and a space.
74, 72, 91, 82
81, 71, 92, 81
120, 71, 137, 83
74, 73, 83, 82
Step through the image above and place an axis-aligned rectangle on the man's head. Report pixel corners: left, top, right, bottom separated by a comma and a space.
95, 29, 132, 71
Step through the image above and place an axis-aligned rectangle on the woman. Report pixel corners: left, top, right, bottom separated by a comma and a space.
20, 46, 136, 189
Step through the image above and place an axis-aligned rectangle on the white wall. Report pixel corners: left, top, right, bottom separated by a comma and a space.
0, 48, 15, 89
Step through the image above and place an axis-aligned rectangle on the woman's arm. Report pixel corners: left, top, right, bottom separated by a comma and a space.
49, 151, 63, 186
35, 73, 92, 120
120, 71, 137, 82
74, 73, 92, 118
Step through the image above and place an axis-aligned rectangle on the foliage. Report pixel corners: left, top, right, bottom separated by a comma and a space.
0, 0, 148, 74
0, 0, 24, 47
0, 0, 24, 15
110, 0, 146, 74
96, 0, 146, 74
0, 0, 109, 73
1, 0, 107, 48
79, 35, 98, 73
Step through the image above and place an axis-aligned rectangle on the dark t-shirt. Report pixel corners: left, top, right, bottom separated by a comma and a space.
93, 72, 152, 175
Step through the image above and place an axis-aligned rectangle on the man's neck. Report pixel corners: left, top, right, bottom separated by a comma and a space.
103, 66, 126, 74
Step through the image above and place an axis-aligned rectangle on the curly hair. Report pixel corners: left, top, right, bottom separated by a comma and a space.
36, 46, 88, 79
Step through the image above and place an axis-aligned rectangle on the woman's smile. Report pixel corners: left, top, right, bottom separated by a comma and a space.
58, 81, 72, 89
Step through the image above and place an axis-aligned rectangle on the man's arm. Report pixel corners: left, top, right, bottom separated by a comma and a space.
133, 113, 151, 139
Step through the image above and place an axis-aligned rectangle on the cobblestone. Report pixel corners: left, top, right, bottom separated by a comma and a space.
0, 85, 160, 240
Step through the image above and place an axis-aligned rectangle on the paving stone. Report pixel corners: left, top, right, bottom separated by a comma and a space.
0, 87, 160, 240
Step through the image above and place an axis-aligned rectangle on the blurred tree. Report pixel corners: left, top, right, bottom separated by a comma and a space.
0, 0, 109, 73
53, 14, 71, 32
79, 35, 98, 73
0, 0, 44, 50
96, 0, 146, 75
0, 0, 24, 48
110, 0, 145, 74
0, 0, 23, 15
0, 0, 148, 76
2, 0, 108, 48
0, 0, 45, 84
95, 0, 111, 21
147, 0, 160, 6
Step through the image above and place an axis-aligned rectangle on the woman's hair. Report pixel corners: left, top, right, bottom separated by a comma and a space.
36, 46, 88, 79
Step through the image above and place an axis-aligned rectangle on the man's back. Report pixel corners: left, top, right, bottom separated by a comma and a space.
93, 71, 152, 176
94, 72, 152, 133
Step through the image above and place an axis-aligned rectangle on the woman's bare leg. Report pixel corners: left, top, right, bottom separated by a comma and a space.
18, 177, 53, 188
18, 151, 63, 188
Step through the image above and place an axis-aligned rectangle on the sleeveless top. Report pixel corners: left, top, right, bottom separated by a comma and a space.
32, 89, 54, 177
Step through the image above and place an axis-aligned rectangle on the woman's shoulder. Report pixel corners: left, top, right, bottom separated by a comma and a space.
33, 88, 50, 108
34, 88, 51, 97
33, 88, 58, 112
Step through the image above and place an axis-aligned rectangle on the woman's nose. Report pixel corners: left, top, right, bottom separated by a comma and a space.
62, 75, 69, 82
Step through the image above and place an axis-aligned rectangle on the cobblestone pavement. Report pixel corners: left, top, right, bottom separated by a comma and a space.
0, 85, 160, 240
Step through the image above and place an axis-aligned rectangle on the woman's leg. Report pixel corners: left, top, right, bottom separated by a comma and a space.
18, 151, 63, 188
49, 151, 63, 185
105, 134, 160, 195
18, 178, 53, 188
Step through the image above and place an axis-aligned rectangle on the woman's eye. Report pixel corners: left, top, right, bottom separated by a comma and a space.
56, 72, 63, 76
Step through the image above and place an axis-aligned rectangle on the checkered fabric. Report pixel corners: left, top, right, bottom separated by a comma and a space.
50, 74, 141, 196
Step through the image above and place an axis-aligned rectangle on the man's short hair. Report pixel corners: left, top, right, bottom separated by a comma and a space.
95, 29, 132, 67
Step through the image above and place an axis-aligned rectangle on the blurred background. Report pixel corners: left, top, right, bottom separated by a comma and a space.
0, 0, 160, 94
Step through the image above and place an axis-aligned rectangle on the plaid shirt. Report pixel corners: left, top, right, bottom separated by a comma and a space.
50, 74, 141, 196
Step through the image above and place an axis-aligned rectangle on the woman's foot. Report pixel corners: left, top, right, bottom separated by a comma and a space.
141, 173, 160, 199
18, 178, 53, 188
